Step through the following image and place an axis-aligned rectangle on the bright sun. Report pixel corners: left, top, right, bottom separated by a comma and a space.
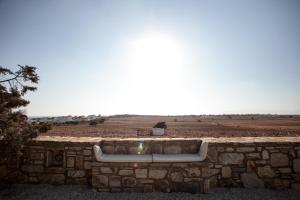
114, 31, 193, 114
126, 32, 186, 85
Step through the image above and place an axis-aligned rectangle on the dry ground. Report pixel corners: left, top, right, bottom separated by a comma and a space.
41, 115, 300, 138
0, 185, 299, 200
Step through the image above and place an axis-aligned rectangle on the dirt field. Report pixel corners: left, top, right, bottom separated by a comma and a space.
40, 115, 300, 138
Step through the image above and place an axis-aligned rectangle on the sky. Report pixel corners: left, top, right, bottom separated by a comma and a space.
0, 0, 300, 116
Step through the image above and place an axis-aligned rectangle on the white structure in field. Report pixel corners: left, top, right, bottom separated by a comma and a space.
152, 128, 165, 136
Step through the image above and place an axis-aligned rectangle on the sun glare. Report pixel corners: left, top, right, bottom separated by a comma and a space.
114, 31, 194, 114
126, 32, 186, 88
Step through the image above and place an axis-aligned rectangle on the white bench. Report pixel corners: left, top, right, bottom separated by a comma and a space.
93, 142, 208, 163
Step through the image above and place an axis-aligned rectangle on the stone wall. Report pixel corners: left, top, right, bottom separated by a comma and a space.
1, 136, 300, 192
92, 139, 208, 193
206, 138, 300, 190
1, 140, 94, 185
92, 162, 209, 193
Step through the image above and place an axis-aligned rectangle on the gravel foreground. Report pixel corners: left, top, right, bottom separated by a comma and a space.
0, 185, 299, 200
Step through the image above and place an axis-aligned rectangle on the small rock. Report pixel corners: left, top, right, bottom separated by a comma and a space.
100, 167, 113, 174
170, 171, 183, 182
291, 183, 300, 190
219, 153, 244, 165
122, 177, 136, 187
135, 169, 147, 178
119, 169, 133, 176
241, 172, 264, 188
92, 175, 108, 188
66, 157, 75, 168
262, 150, 269, 160
236, 147, 255, 152
222, 166, 232, 178
67, 170, 85, 178
109, 176, 121, 187
187, 167, 201, 177
149, 169, 167, 179
270, 153, 289, 167
293, 159, 300, 172
257, 166, 276, 178
83, 150, 91, 156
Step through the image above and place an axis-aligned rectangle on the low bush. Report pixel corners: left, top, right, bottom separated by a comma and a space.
153, 121, 167, 129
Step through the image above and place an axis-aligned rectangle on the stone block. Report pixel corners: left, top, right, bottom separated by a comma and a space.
100, 167, 113, 174
144, 185, 153, 192
293, 159, 300, 172
67, 170, 85, 178
67, 151, 76, 156
138, 179, 154, 184
241, 172, 264, 188
207, 147, 218, 162
222, 166, 232, 178
21, 165, 44, 173
30, 152, 44, 160
187, 167, 201, 177
109, 176, 121, 187
68, 147, 82, 151
76, 156, 84, 169
170, 171, 184, 182
135, 169, 147, 178
173, 182, 199, 193
184, 177, 202, 182
246, 160, 256, 172
209, 168, 220, 176
154, 180, 170, 192
201, 167, 209, 178
246, 153, 261, 159
119, 169, 133, 176
270, 153, 289, 167
84, 161, 92, 169
34, 160, 44, 165
83, 150, 91, 156
66, 157, 75, 168
122, 177, 136, 187
225, 147, 234, 152
28, 176, 38, 183
39, 174, 65, 184
219, 153, 244, 165
236, 147, 255, 152
291, 183, 300, 190
278, 168, 292, 173
270, 179, 290, 189
262, 150, 269, 160
257, 166, 276, 178
92, 175, 108, 188
149, 169, 167, 179
257, 147, 262, 151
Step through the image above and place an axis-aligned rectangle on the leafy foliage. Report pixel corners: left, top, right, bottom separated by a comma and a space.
0, 65, 51, 164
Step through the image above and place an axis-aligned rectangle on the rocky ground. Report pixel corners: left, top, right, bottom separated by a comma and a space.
0, 185, 299, 200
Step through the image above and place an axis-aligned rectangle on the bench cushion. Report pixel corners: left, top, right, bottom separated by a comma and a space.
152, 154, 202, 162
100, 154, 153, 162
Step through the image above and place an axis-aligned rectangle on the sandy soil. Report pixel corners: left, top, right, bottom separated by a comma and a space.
40, 115, 300, 138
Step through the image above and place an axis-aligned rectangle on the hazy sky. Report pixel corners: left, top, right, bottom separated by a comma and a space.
1, 0, 300, 116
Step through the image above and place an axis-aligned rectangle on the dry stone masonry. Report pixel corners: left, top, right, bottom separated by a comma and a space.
1, 137, 300, 193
